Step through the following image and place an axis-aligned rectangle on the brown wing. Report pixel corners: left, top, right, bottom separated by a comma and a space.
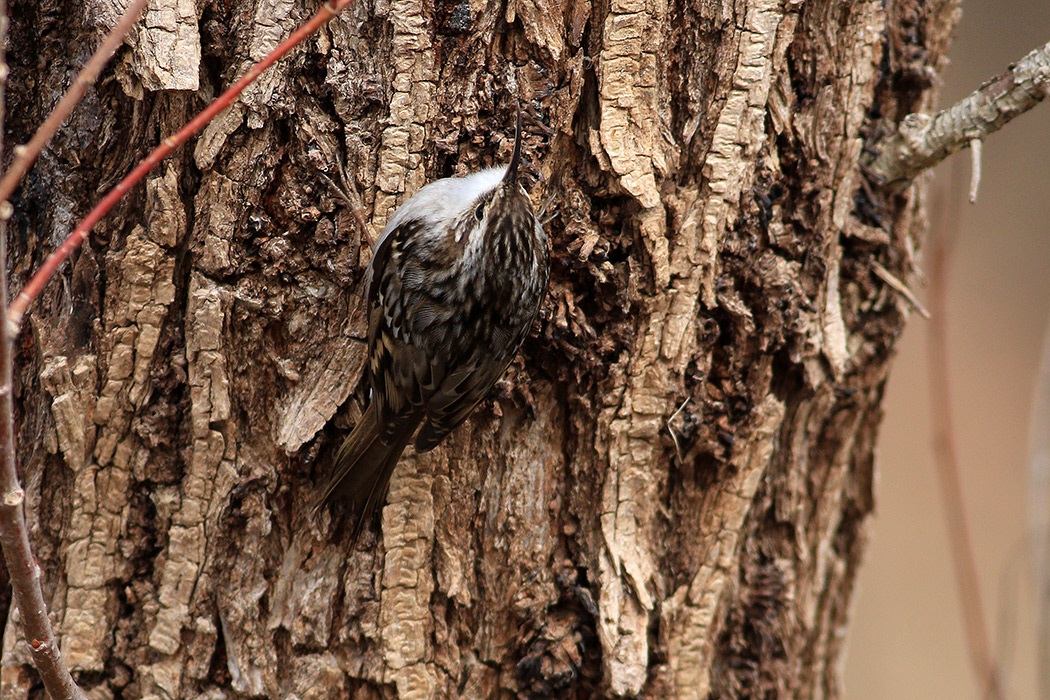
414, 237, 549, 452
366, 219, 429, 444
413, 354, 511, 452
412, 317, 530, 452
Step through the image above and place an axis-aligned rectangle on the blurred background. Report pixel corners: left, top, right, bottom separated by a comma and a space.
845, 2, 1050, 698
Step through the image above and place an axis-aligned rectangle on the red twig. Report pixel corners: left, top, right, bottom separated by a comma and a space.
0, 0, 149, 209
5, 0, 355, 337
0, 3, 88, 699
927, 186, 1002, 700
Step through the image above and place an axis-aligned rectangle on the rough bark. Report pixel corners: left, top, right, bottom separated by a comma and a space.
3, 0, 958, 698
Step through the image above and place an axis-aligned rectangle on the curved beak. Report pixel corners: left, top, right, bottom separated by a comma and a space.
503, 106, 523, 185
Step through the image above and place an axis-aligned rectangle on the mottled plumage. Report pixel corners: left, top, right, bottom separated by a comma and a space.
316, 121, 550, 540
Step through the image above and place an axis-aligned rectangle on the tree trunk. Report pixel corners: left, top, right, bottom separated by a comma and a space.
4, 0, 958, 697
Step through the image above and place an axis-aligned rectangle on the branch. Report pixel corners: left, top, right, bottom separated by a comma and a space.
0, 3, 88, 699
866, 40, 1050, 187
5, 0, 355, 338
0, 0, 149, 208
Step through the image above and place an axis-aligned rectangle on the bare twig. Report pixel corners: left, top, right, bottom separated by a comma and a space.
0, 3, 88, 699
6, 0, 356, 337
927, 186, 1002, 700
866, 40, 1050, 187
967, 138, 982, 204
0, 0, 149, 209
319, 162, 373, 247
666, 398, 690, 461
871, 260, 931, 319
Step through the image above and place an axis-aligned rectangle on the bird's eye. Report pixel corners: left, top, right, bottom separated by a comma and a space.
474, 204, 485, 221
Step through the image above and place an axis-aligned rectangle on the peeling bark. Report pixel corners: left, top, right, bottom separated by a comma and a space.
4, 0, 959, 697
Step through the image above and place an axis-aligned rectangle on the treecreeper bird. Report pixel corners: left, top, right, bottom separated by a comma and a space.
316, 115, 550, 540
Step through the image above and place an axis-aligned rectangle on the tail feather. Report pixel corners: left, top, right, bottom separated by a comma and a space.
314, 404, 417, 541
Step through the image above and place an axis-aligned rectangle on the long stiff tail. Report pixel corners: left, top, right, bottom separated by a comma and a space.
314, 403, 417, 540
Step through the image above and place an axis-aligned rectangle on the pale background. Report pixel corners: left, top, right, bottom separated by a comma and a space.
845, 2, 1050, 699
